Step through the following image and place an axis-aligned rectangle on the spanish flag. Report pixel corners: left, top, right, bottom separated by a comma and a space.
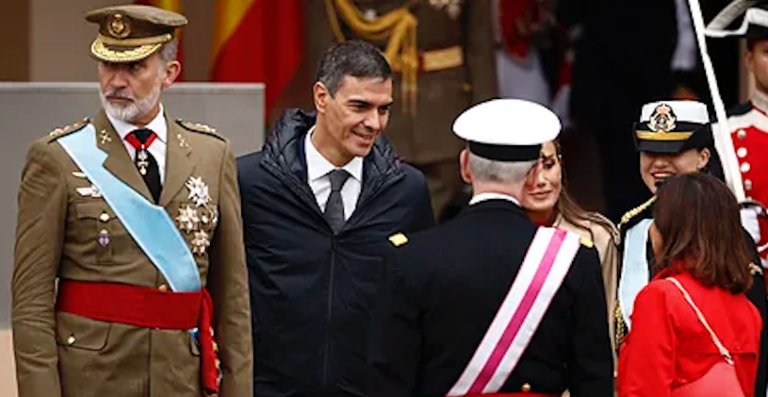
210, 0, 304, 112
134, 0, 185, 80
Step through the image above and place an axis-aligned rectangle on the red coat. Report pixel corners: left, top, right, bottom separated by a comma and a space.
726, 100, 768, 265
617, 271, 762, 397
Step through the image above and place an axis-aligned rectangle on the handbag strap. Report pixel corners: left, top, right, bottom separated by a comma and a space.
666, 277, 734, 365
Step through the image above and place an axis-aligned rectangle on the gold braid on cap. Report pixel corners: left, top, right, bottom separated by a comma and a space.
617, 196, 657, 232
324, 0, 418, 114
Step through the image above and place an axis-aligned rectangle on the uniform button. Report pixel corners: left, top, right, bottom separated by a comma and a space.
67, 335, 76, 345
746, 179, 754, 191
737, 147, 748, 158
158, 284, 168, 292
741, 162, 751, 173
614, 370, 618, 378
99, 213, 110, 222
363, 8, 377, 20
738, 129, 747, 140
521, 383, 531, 392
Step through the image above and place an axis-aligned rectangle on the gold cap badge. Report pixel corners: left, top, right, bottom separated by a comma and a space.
648, 103, 677, 133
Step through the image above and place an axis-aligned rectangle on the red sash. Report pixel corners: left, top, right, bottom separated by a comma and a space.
56, 280, 221, 394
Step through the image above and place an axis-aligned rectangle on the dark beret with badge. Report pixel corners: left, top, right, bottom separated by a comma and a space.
85, 4, 187, 63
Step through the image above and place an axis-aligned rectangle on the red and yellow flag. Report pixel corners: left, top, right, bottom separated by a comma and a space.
135, 0, 185, 80
210, 0, 304, 113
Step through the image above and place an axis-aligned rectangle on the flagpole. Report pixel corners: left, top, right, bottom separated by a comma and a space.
687, 0, 746, 201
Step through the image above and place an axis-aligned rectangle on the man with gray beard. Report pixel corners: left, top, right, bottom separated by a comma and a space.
11, 4, 252, 397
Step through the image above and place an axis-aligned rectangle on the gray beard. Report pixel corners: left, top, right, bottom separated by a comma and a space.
100, 82, 162, 123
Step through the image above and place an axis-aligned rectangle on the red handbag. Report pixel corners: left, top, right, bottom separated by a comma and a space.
666, 277, 746, 397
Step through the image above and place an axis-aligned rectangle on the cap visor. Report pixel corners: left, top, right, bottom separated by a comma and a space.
90, 38, 162, 63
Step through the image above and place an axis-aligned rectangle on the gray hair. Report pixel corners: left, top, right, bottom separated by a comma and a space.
468, 153, 537, 184
158, 38, 179, 63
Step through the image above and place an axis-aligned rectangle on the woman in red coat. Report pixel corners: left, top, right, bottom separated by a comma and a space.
618, 173, 763, 397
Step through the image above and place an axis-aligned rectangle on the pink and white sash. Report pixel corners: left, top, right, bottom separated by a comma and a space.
447, 227, 582, 396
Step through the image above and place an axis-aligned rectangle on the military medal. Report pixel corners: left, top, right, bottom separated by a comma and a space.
192, 229, 211, 255
137, 145, 150, 175
98, 229, 110, 247
185, 176, 211, 207
176, 204, 200, 233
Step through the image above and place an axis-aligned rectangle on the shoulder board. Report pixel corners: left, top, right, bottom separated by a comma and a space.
617, 196, 657, 232
749, 262, 764, 276
388, 233, 408, 247
46, 118, 89, 142
176, 119, 224, 140
580, 238, 594, 248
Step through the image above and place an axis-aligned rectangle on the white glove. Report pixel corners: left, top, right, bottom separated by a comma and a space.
741, 206, 761, 243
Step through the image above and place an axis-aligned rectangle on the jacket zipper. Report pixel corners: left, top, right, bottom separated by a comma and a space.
323, 237, 338, 385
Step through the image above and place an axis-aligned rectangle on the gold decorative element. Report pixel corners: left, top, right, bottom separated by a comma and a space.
186, 176, 211, 207
192, 230, 211, 255
177, 205, 200, 233
67, 335, 76, 345
749, 262, 764, 276
72, 171, 88, 179
648, 103, 677, 133
580, 238, 594, 248
91, 39, 162, 63
98, 33, 172, 47
635, 131, 693, 141
325, 0, 419, 113
99, 213, 110, 223
617, 196, 657, 232
177, 133, 189, 148
99, 129, 112, 144
388, 233, 408, 247
48, 118, 89, 139
421, 46, 464, 72
614, 300, 627, 351
521, 383, 532, 393
107, 13, 131, 39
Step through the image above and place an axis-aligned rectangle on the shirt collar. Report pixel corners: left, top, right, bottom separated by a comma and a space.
305, 126, 364, 183
107, 104, 168, 144
469, 192, 521, 206
753, 89, 768, 114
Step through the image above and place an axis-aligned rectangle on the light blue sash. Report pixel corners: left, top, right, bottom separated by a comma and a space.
58, 124, 201, 292
618, 218, 653, 330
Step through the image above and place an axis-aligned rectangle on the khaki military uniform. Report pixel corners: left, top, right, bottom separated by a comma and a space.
299, 0, 498, 219
12, 110, 252, 397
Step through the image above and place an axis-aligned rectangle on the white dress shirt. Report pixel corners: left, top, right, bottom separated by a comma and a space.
106, 104, 168, 184
305, 127, 363, 220
469, 192, 521, 206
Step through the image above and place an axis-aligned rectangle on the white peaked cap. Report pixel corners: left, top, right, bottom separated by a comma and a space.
453, 99, 561, 162
639, 101, 710, 123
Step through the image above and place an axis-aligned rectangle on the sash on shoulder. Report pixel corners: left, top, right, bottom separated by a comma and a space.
617, 219, 653, 330
57, 124, 201, 292
447, 227, 582, 396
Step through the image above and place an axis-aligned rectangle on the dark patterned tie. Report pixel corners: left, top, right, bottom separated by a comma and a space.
324, 169, 351, 234
125, 128, 162, 203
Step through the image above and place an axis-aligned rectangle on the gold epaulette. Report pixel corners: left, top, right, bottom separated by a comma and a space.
580, 238, 594, 248
47, 118, 89, 141
388, 233, 408, 247
176, 119, 224, 140
749, 262, 764, 276
614, 299, 627, 351
617, 196, 657, 231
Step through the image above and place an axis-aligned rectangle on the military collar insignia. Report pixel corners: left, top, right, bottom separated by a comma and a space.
648, 103, 677, 133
